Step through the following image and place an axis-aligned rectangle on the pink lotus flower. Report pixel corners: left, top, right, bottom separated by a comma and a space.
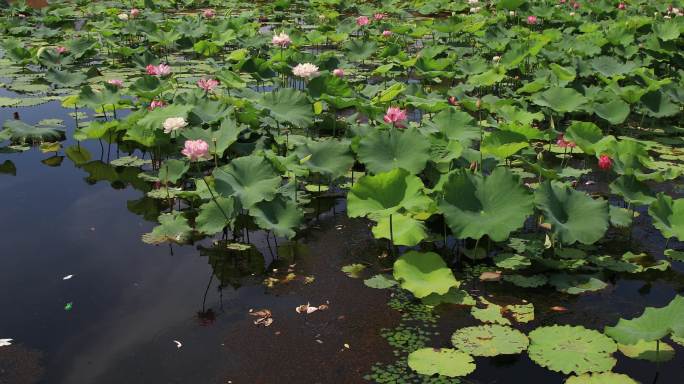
202, 9, 216, 19
107, 79, 124, 87
556, 134, 576, 148
527, 15, 538, 24
573, 2, 580, 9
356, 16, 370, 26
272, 32, 291, 48
598, 154, 612, 170
56, 46, 67, 54
148, 99, 165, 110
448, 96, 458, 106
383, 106, 407, 127
560, 0, 566, 3
333, 68, 345, 78
182, 139, 210, 161
382, 30, 392, 37
374, 13, 386, 20
146, 64, 172, 77
130, 8, 140, 18
617, 3, 626, 10
292, 63, 320, 80
197, 78, 219, 92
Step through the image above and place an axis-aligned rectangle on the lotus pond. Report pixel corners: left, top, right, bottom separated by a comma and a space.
1, 0, 684, 383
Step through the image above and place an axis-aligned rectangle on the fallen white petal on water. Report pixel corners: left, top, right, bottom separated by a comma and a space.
173, 340, 182, 348
0, 339, 13, 347
63, 275, 74, 280
585, 180, 595, 185
344, 343, 350, 349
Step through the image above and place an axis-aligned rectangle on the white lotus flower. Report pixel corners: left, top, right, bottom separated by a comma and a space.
292, 63, 319, 80
162, 117, 188, 134
0, 339, 12, 347
118, 13, 129, 21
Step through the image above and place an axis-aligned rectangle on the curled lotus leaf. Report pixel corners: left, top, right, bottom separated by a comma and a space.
604, 295, 684, 345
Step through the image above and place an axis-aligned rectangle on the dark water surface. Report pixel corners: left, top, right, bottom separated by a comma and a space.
1, 98, 683, 384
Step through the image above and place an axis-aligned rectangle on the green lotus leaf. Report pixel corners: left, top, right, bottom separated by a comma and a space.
338, 264, 365, 279
653, 20, 680, 41
110, 156, 150, 167
45, 68, 87, 88
471, 298, 510, 325
503, 274, 548, 288
0, 160, 16, 176
2, 120, 64, 143
605, 139, 653, 175
248, 196, 302, 239
294, 138, 354, 179
451, 325, 529, 357
347, 168, 432, 218
142, 212, 192, 244
590, 56, 636, 77
427, 108, 481, 146
618, 340, 675, 362
344, 40, 377, 62
371, 213, 428, 246
258, 88, 313, 127
535, 181, 609, 244
137, 104, 194, 131
506, 302, 535, 323
593, 99, 630, 125
608, 205, 632, 228
604, 295, 684, 345
158, 159, 189, 184
609, 175, 655, 205
129, 75, 170, 99
493, 253, 531, 270
363, 274, 397, 289
356, 128, 431, 175
407, 348, 475, 378
65, 145, 92, 165
589, 255, 641, 273
664, 249, 684, 262
393, 251, 459, 299
182, 118, 241, 157
648, 193, 684, 241
528, 325, 617, 375
195, 197, 236, 235
496, 105, 544, 125
531, 87, 588, 113
213, 155, 282, 209
549, 273, 608, 294
481, 130, 529, 159
564, 121, 606, 155
439, 168, 533, 241
641, 91, 680, 118
564, 372, 639, 384
421, 287, 475, 306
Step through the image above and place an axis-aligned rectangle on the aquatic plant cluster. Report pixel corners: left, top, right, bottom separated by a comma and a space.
1, 0, 683, 382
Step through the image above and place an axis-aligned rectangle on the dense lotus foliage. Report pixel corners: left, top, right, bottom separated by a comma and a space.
1, 0, 683, 382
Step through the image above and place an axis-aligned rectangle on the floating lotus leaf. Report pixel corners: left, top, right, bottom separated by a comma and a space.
664, 249, 684, 262
341, 263, 366, 278
142, 212, 192, 244
294, 138, 354, 179
356, 128, 431, 175
471, 298, 510, 325
195, 197, 236, 235
618, 340, 675, 362
528, 325, 617, 375
549, 274, 608, 294
249, 196, 302, 239
493, 253, 531, 270
439, 168, 533, 241
480, 130, 529, 159
2, 120, 64, 143
213, 155, 281, 209
589, 256, 641, 273
371, 213, 428, 246
422, 287, 476, 307
393, 251, 459, 299
534, 181, 609, 245
604, 295, 684, 345
503, 274, 548, 288
363, 274, 397, 289
505, 302, 535, 323
407, 348, 476, 377
531, 87, 588, 113
347, 168, 432, 218
110, 156, 150, 167
609, 175, 655, 205
648, 193, 684, 241
451, 325, 529, 356
564, 372, 639, 384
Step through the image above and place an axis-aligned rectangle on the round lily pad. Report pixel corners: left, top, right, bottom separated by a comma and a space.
564, 372, 639, 384
503, 274, 548, 288
493, 253, 531, 270
407, 348, 476, 377
548, 274, 608, 294
451, 325, 528, 357
528, 325, 617, 374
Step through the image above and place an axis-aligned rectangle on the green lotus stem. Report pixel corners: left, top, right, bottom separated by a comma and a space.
194, 162, 231, 224
212, 138, 218, 169
389, 213, 394, 255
